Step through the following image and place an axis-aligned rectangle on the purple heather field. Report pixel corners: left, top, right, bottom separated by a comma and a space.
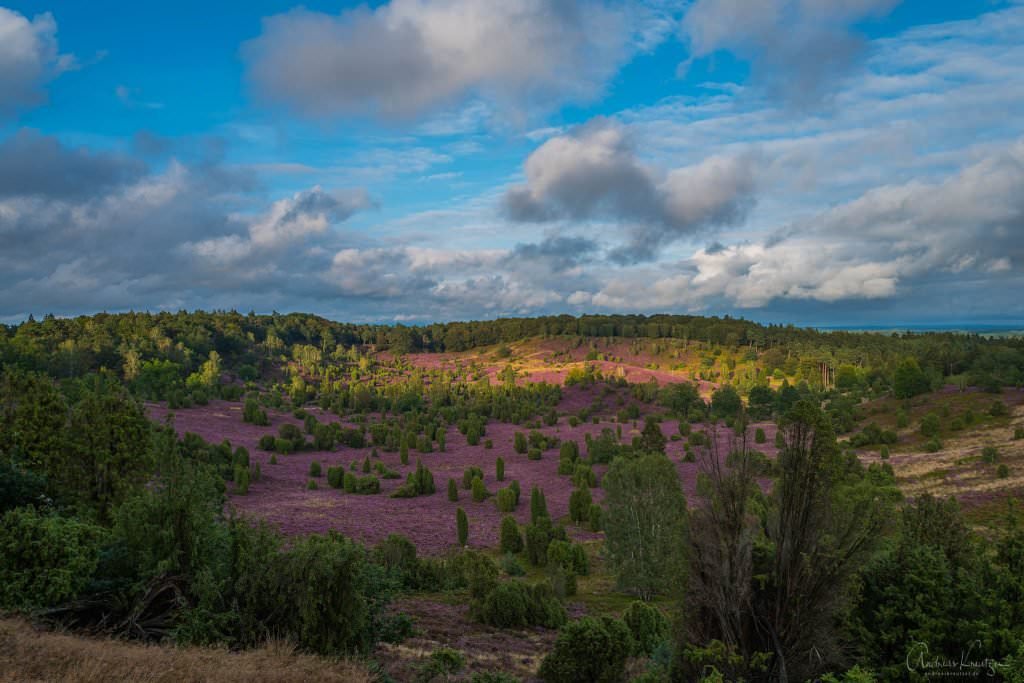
147, 386, 777, 554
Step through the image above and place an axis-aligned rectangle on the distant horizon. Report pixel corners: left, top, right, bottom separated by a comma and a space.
6, 307, 1024, 337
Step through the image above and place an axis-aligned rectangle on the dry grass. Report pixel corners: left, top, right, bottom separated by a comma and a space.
886, 402, 1024, 505
0, 618, 373, 683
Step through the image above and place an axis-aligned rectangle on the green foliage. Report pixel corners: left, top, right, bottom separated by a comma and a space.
525, 515, 566, 567
990, 400, 1010, 417
496, 456, 505, 482
0, 460, 47, 514
894, 357, 931, 398
309, 460, 322, 477
417, 647, 466, 681
997, 464, 1010, 478
392, 459, 436, 498
0, 506, 105, 610
496, 487, 517, 513
528, 447, 542, 460
638, 417, 667, 455
538, 616, 633, 683
242, 398, 269, 426
476, 580, 566, 630
982, 445, 1000, 463
530, 486, 548, 524
462, 466, 484, 489
447, 478, 459, 502
500, 515, 523, 554
234, 464, 250, 494
602, 453, 687, 600
471, 477, 489, 502
327, 466, 344, 489
754, 427, 766, 444
710, 385, 742, 420
920, 412, 941, 437
500, 553, 526, 576
569, 486, 592, 524
587, 504, 603, 532
622, 601, 668, 656
514, 431, 528, 454
457, 507, 469, 546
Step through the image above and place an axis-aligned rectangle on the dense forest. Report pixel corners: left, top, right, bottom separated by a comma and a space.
4, 310, 1023, 387
2, 310, 1024, 682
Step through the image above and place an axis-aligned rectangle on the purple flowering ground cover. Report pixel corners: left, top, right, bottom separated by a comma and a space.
147, 387, 777, 555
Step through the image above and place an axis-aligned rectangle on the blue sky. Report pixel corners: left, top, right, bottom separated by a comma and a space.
1, 0, 1022, 325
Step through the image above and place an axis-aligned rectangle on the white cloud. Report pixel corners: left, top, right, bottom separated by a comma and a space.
680, 0, 899, 105
0, 8, 75, 117
242, 0, 668, 121
504, 119, 758, 262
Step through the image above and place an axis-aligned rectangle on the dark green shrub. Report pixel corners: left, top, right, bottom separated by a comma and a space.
258, 434, 276, 451
243, 398, 269, 426
1013, 426, 1024, 440
587, 504, 603, 532
530, 486, 548, 523
354, 476, 380, 494
538, 616, 633, 683
472, 477, 489, 503
997, 464, 1010, 478
990, 400, 1009, 417
343, 471, 357, 493
514, 432, 528, 454
362, 456, 371, 474
477, 581, 530, 627
496, 487, 517, 513
569, 486, 592, 523
418, 647, 465, 681
269, 453, 278, 465
528, 448, 542, 461
622, 601, 669, 656
982, 445, 1000, 463
920, 412, 940, 437
501, 553, 525, 576
327, 466, 344, 489
309, 460, 322, 477
925, 437, 943, 453
457, 507, 468, 546
307, 479, 318, 490
448, 478, 459, 502
572, 464, 595, 488
500, 515, 523, 554
234, 464, 250, 494
463, 466, 484, 489
496, 457, 505, 482
880, 446, 890, 460
754, 428, 766, 444
0, 507, 104, 610
393, 460, 436, 498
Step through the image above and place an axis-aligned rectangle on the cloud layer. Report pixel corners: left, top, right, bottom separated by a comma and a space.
243, 0, 645, 121
504, 120, 758, 262
0, 7, 74, 117
680, 0, 899, 105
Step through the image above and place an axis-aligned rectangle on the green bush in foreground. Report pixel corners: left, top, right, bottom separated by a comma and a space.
0, 507, 105, 610
538, 616, 633, 683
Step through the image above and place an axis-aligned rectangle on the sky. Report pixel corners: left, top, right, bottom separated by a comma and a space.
0, 0, 1022, 327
